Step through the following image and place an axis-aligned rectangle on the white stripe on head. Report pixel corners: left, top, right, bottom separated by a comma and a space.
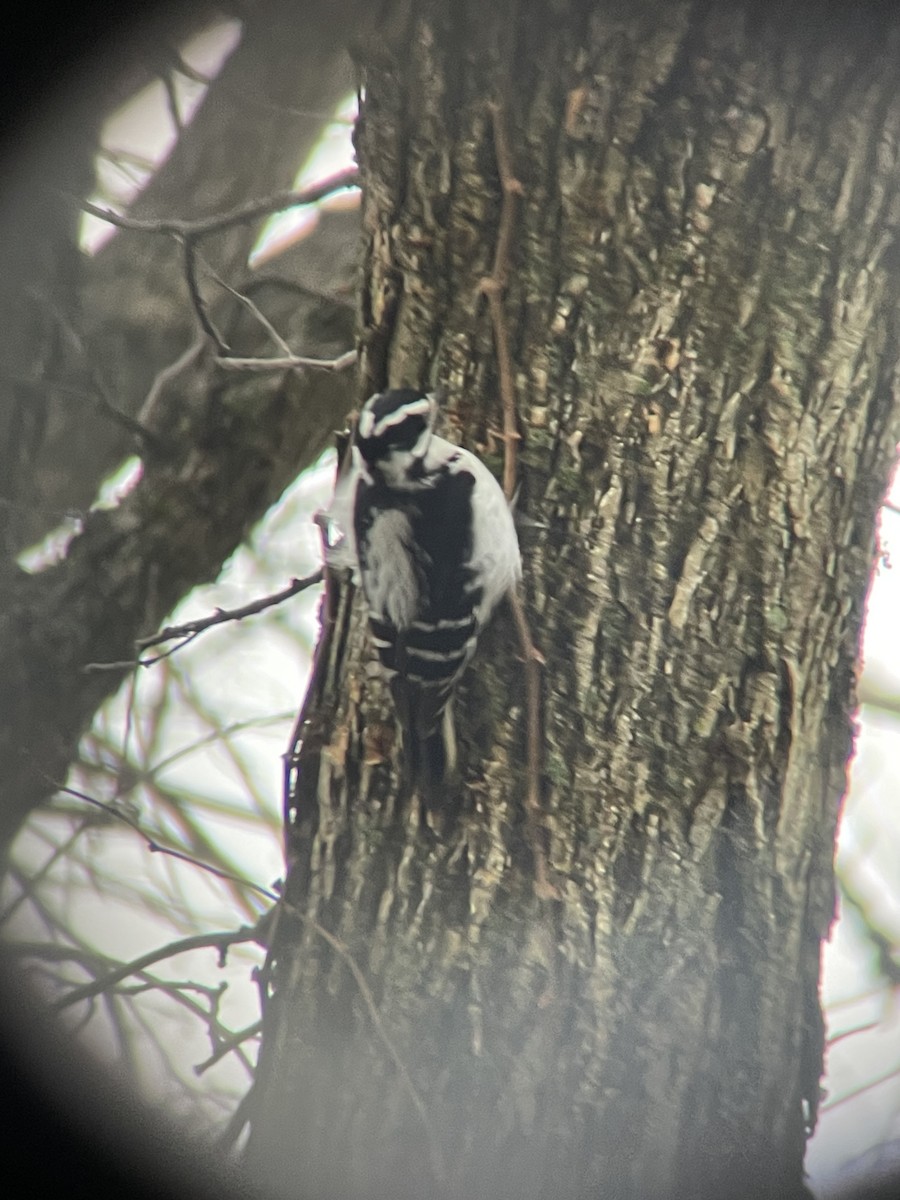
372, 396, 433, 438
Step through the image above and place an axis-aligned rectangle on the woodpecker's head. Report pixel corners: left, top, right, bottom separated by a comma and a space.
354, 389, 438, 479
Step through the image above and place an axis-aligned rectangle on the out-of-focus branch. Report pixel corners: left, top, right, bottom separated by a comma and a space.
48, 781, 279, 905
82, 169, 360, 383
80, 168, 359, 239
215, 349, 357, 373
195, 1018, 264, 1075
0, 312, 356, 848
9, 0, 360, 552
52, 921, 268, 1012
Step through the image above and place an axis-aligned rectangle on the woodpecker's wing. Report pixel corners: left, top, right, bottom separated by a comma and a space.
355, 504, 430, 632
422, 438, 522, 626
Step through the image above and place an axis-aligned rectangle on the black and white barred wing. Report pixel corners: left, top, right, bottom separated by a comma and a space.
453, 447, 522, 623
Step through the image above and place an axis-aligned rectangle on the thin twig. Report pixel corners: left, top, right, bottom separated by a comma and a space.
281, 502, 355, 845
200, 259, 294, 357
47, 780, 279, 904
0, 826, 87, 924
83, 572, 323, 672
138, 571, 324, 649
217, 1081, 258, 1151
195, 1018, 263, 1075
480, 100, 524, 502
481, 98, 556, 899
509, 591, 554, 898
825, 1019, 883, 1049
165, 47, 211, 87
80, 167, 360, 240
121, 658, 140, 786
138, 336, 206, 427
161, 68, 183, 135
16, 356, 159, 448
12, 938, 259, 1079
122, 972, 256, 1078
29, 296, 162, 450
84, 633, 201, 673
53, 924, 266, 1012
241, 272, 354, 311
214, 349, 357, 373
183, 236, 229, 352
92, 384, 164, 449
819, 1062, 900, 1113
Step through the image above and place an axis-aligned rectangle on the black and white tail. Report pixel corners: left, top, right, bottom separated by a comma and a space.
391, 681, 458, 803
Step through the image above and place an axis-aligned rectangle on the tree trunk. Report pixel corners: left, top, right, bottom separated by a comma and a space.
245, 4, 900, 1200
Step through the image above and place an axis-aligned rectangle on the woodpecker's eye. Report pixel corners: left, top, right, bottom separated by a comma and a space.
384, 415, 426, 451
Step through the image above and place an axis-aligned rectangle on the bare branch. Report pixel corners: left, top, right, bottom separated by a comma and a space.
508, 589, 555, 899
819, 1062, 900, 1114
480, 98, 556, 899
201, 260, 294, 357
214, 349, 357, 374
183, 237, 229, 352
195, 1018, 264, 1075
137, 571, 324, 649
26, 297, 163, 450
82, 571, 323, 674
47, 780, 279, 904
52, 923, 266, 1012
137, 336, 206, 426
218, 1081, 258, 1151
160, 67, 184, 136
80, 167, 360, 240
479, 99, 525, 503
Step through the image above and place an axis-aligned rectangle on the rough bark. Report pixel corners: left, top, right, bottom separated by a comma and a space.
0, 58, 103, 561
246, 5, 900, 1200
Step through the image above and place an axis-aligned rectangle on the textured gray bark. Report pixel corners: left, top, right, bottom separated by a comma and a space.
245, 5, 900, 1200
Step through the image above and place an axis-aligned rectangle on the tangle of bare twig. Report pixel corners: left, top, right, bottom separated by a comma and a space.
82, 169, 360, 375
52, 923, 267, 1012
